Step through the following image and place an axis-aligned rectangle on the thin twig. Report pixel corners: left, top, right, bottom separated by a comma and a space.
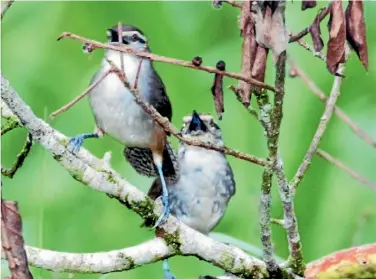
49, 69, 113, 119
1, 133, 33, 179
223, 0, 242, 8
134, 56, 144, 89
316, 149, 376, 191
293, 38, 326, 62
117, 22, 125, 75
1, 118, 20, 135
271, 218, 285, 227
57, 32, 276, 92
1, 0, 14, 19
289, 5, 332, 43
105, 58, 266, 166
289, 58, 376, 148
1, 200, 33, 279
290, 54, 348, 192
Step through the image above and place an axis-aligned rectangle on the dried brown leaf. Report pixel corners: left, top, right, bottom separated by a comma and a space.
237, 0, 257, 106
309, 12, 324, 52
302, 0, 317, 11
254, 0, 288, 58
326, 0, 346, 74
211, 61, 226, 120
252, 44, 269, 82
345, 0, 368, 71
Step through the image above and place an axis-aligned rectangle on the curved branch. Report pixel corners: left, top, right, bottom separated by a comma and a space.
21, 239, 170, 273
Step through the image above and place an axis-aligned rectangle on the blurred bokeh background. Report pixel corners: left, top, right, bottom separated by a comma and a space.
1, 1, 376, 278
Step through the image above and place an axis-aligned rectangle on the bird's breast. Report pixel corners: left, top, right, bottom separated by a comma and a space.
168, 148, 234, 233
88, 53, 156, 147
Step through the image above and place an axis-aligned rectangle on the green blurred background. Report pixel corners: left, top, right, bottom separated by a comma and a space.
1, 1, 376, 278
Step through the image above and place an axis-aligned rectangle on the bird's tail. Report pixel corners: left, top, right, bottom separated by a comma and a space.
123, 140, 179, 183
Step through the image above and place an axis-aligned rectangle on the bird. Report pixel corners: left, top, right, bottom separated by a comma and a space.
142, 111, 236, 279
68, 24, 177, 227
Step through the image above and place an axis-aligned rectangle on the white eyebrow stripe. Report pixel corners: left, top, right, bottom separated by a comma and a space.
121, 31, 147, 42
182, 114, 213, 124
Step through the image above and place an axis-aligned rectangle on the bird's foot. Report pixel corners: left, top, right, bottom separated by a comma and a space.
68, 133, 99, 153
164, 270, 177, 279
153, 195, 170, 228
163, 260, 177, 279
69, 135, 85, 153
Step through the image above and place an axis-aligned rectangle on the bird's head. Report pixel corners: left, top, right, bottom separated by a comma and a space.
106, 24, 148, 51
181, 110, 223, 146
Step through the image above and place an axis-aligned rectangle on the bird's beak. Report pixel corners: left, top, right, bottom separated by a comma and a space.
187, 110, 208, 133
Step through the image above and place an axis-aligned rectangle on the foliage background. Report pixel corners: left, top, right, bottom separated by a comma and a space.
1, 1, 376, 278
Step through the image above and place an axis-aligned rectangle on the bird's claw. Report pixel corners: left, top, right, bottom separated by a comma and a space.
153, 195, 170, 228
164, 270, 177, 279
68, 135, 84, 153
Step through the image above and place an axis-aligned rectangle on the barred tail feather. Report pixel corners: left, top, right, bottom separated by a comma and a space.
123, 141, 179, 182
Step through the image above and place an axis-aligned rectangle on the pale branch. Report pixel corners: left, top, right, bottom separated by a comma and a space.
316, 148, 376, 191
289, 58, 376, 149
270, 51, 305, 276
9, 239, 172, 273
102, 59, 266, 166
290, 55, 348, 192
1, 200, 33, 279
57, 32, 276, 92
1, 133, 33, 178
2, 74, 304, 279
1, 0, 14, 19
255, 92, 279, 272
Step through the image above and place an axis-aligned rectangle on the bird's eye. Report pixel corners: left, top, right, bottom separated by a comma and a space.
131, 34, 138, 42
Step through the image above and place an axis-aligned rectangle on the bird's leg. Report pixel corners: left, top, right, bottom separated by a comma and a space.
153, 158, 170, 228
69, 126, 104, 153
150, 129, 170, 227
162, 259, 177, 279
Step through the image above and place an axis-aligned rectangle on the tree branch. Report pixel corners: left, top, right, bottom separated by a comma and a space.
316, 148, 376, 191
57, 32, 276, 92
290, 55, 348, 192
1, 133, 33, 178
272, 52, 305, 275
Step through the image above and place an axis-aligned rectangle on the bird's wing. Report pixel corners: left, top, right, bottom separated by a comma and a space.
147, 66, 172, 136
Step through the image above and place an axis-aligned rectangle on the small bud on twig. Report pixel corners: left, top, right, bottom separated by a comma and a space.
82, 42, 95, 54
192, 56, 203, 67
